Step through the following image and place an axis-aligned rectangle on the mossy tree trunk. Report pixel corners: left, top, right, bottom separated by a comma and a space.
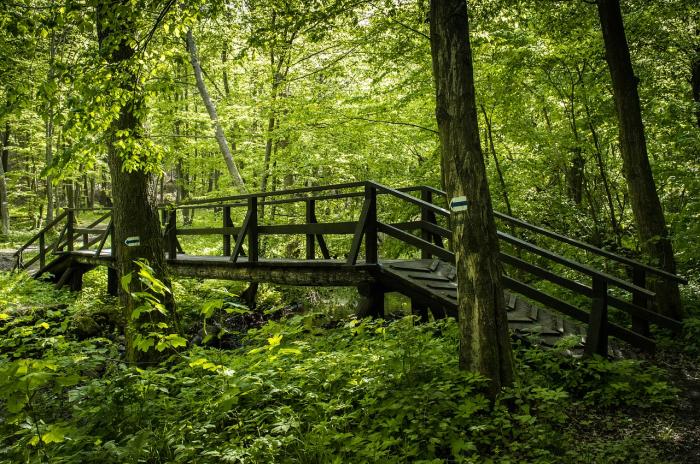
429, 0, 514, 398
96, 0, 174, 363
596, 0, 683, 319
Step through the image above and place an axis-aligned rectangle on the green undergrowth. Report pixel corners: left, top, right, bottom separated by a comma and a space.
0, 272, 685, 463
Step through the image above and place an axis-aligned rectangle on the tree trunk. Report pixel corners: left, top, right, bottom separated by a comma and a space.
186, 29, 246, 192
429, 0, 514, 398
97, 0, 175, 364
596, 0, 683, 318
222, 46, 231, 97
1, 122, 8, 174
480, 104, 513, 216
45, 28, 56, 222
692, 27, 699, 128
0, 136, 8, 236
583, 97, 621, 244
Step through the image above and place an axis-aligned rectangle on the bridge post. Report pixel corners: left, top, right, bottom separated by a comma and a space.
357, 282, 384, 318
66, 209, 74, 252
167, 209, 177, 260
107, 267, 118, 296
223, 206, 232, 256
248, 197, 258, 262
420, 190, 432, 259
586, 276, 609, 356
411, 297, 429, 321
69, 266, 84, 292
631, 267, 651, 337
306, 199, 315, 260
365, 185, 377, 264
39, 231, 45, 269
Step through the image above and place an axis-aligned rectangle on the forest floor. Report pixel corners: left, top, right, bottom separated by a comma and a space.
654, 350, 700, 462
0, 251, 14, 271
1, 267, 699, 462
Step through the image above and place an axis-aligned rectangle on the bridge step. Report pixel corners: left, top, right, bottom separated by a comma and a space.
382, 259, 589, 351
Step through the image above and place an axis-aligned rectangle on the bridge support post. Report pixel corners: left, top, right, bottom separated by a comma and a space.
107, 267, 118, 297
365, 185, 377, 264
411, 298, 429, 321
586, 276, 609, 356
69, 267, 84, 292
248, 197, 258, 262
223, 206, 232, 256
420, 190, 432, 259
66, 210, 75, 252
306, 199, 315, 260
357, 282, 384, 318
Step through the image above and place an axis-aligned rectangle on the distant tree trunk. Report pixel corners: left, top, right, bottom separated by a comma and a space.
430, 0, 514, 398
222, 46, 231, 97
692, 26, 699, 128
1, 122, 8, 173
65, 182, 75, 211
97, 0, 174, 364
88, 177, 95, 208
0, 138, 8, 235
45, 28, 56, 222
480, 104, 513, 217
597, 0, 683, 318
566, 81, 585, 206
582, 96, 621, 244
186, 29, 246, 192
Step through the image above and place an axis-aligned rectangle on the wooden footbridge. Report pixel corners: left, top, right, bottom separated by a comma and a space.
12, 181, 686, 356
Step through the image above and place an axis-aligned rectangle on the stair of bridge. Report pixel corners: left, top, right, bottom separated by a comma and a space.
381, 258, 588, 350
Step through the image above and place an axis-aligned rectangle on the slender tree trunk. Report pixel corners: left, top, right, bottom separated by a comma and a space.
97, 0, 174, 364
186, 29, 246, 192
88, 177, 95, 208
583, 98, 621, 244
260, 115, 275, 219
567, 84, 585, 205
692, 27, 699, 128
45, 28, 56, 222
430, 0, 514, 398
597, 0, 683, 318
480, 105, 513, 216
1, 123, 8, 174
0, 138, 8, 236
222, 46, 231, 97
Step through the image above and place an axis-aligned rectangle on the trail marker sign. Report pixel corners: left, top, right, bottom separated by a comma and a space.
125, 236, 141, 247
450, 196, 468, 212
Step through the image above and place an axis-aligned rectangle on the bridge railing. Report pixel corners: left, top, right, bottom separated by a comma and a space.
384, 184, 685, 353
15, 180, 685, 355
12, 208, 113, 273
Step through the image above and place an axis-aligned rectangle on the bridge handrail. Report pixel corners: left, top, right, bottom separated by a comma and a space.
13, 211, 68, 257
178, 180, 367, 206
405, 185, 687, 285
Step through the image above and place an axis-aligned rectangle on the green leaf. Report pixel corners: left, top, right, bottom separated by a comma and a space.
201, 299, 224, 318
120, 272, 133, 292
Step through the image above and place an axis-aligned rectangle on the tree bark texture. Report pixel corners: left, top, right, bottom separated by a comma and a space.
186, 29, 247, 192
597, 0, 683, 318
429, 0, 514, 397
96, 1, 174, 363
